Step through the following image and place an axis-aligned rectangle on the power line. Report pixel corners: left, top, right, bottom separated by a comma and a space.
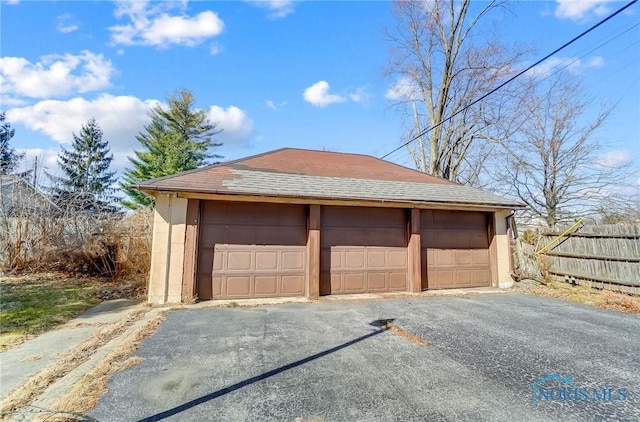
529, 23, 639, 85
380, 0, 638, 160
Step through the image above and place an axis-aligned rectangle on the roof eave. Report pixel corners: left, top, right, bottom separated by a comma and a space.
136, 185, 526, 210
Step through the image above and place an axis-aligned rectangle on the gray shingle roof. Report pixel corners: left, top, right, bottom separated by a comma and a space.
135, 148, 524, 209
222, 169, 521, 208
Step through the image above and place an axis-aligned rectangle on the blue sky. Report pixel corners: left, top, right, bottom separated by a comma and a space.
1, 0, 638, 187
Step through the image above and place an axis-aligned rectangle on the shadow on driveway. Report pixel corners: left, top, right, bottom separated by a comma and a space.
137, 319, 393, 422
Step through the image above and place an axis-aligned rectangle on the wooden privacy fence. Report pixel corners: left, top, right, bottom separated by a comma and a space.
515, 224, 640, 294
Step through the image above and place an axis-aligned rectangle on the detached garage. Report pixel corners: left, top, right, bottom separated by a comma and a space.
135, 148, 523, 305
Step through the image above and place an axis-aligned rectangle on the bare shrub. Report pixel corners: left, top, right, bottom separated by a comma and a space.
1, 177, 152, 291
520, 228, 539, 245
110, 210, 153, 282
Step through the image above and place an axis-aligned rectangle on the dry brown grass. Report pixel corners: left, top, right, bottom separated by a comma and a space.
1, 210, 152, 285
36, 313, 166, 421
0, 310, 146, 418
377, 319, 429, 346
525, 281, 640, 313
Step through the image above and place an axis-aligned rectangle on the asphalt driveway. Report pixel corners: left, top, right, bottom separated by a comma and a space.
91, 294, 639, 422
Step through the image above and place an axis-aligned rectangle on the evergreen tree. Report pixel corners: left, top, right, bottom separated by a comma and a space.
50, 118, 117, 212
121, 88, 221, 209
0, 112, 23, 175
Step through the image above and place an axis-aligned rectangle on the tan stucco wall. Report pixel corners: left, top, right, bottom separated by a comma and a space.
494, 210, 513, 288
148, 193, 188, 305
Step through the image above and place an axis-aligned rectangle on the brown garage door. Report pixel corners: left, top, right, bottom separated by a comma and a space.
321, 206, 408, 295
421, 210, 490, 289
197, 201, 307, 299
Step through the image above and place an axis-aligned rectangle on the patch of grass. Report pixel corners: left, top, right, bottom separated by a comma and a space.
0, 275, 102, 340
527, 281, 640, 314
228, 301, 239, 308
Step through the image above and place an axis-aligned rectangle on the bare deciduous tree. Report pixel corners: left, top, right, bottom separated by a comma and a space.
496, 73, 629, 228
386, 0, 527, 184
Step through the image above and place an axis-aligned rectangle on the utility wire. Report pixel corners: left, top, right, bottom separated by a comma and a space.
380, 0, 639, 160
385, 24, 640, 165
530, 23, 639, 85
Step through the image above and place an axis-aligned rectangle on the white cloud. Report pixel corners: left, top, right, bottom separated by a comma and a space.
385, 77, 420, 101
6, 95, 160, 155
207, 105, 254, 148
587, 56, 604, 68
555, 0, 612, 21
526, 56, 582, 78
0, 51, 115, 99
266, 100, 276, 110
1, 0, 20, 5
110, 1, 224, 48
637, 176, 640, 187
57, 13, 80, 34
595, 149, 633, 168
348, 86, 371, 104
0, 95, 28, 107
209, 43, 223, 55
303, 81, 346, 108
246, 0, 295, 18
16, 148, 60, 175
7, 95, 254, 172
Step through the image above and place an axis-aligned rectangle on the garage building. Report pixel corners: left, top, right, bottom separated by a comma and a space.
134, 148, 523, 304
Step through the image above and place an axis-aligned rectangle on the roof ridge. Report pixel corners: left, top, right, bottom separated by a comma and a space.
274, 148, 458, 186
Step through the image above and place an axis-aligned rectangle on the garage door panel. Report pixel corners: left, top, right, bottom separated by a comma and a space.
473, 249, 490, 265
224, 203, 254, 224
423, 209, 486, 227
228, 251, 252, 271
212, 246, 306, 298
226, 276, 251, 296
254, 276, 278, 295
321, 228, 344, 247
389, 272, 408, 289
345, 251, 365, 269
225, 226, 255, 245
456, 270, 472, 285
327, 250, 340, 267
422, 210, 491, 289
200, 252, 215, 272
429, 270, 454, 287
322, 246, 408, 294
344, 273, 366, 291
319, 207, 409, 295
197, 202, 307, 300
389, 251, 408, 268
255, 251, 278, 270
455, 250, 472, 265
436, 250, 454, 266
282, 276, 304, 294
367, 251, 386, 267
210, 276, 221, 297
323, 207, 405, 228
282, 251, 304, 270
474, 270, 490, 284
368, 273, 386, 290
330, 273, 341, 292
